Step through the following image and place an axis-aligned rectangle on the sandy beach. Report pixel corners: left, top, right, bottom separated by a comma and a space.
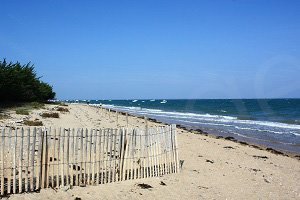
0, 103, 299, 200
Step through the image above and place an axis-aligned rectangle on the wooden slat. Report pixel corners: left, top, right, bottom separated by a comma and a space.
97, 129, 102, 184
127, 128, 131, 180
83, 129, 88, 185
7, 128, 11, 194
88, 128, 93, 185
18, 128, 24, 193
110, 129, 114, 182
118, 129, 124, 181
169, 126, 174, 173
105, 129, 109, 183
112, 129, 117, 182
163, 126, 170, 174
145, 128, 150, 178
74, 129, 79, 186
30, 128, 36, 191
138, 129, 142, 179
116, 129, 121, 181
79, 128, 84, 185
160, 127, 166, 175
123, 128, 129, 180
101, 129, 106, 184
130, 129, 135, 180
173, 124, 179, 173
154, 127, 157, 176
66, 129, 70, 186
41, 128, 48, 188
151, 128, 157, 177
92, 129, 97, 184
156, 127, 163, 176
46, 128, 51, 188
1, 128, 5, 195
13, 128, 17, 194
56, 128, 61, 187
167, 126, 172, 173
51, 128, 56, 188
171, 125, 176, 173
71, 128, 75, 186
121, 128, 127, 181
96, 129, 101, 184
61, 128, 65, 187
36, 128, 43, 190
150, 128, 155, 177
40, 129, 45, 189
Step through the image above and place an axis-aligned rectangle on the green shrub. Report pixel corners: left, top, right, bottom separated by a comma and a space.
41, 112, 59, 118
0, 59, 55, 102
15, 108, 29, 115
29, 102, 45, 109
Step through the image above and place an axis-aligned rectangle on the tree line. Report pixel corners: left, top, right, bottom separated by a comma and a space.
0, 59, 55, 102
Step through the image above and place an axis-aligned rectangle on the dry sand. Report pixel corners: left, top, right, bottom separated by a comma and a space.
1, 104, 299, 200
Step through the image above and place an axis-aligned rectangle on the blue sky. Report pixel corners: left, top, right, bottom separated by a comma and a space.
1, 0, 300, 99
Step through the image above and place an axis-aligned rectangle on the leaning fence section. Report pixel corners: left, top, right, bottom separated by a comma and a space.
0, 125, 179, 195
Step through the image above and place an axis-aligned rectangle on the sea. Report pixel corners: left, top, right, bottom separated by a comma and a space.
71, 99, 300, 154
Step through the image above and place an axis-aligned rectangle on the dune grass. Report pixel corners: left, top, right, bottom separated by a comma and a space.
15, 108, 30, 115
56, 107, 69, 112
24, 120, 43, 126
13, 102, 45, 115
41, 112, 59, 118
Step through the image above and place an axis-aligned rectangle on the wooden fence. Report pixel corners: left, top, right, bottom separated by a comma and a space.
0, 125, 179, 195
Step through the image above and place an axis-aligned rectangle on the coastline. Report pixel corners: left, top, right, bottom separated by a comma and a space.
106, 107, 300, 160
1, 103, 300, 199
94, 99, 300, 155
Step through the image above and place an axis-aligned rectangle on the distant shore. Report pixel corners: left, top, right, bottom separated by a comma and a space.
1, 103, 300, 199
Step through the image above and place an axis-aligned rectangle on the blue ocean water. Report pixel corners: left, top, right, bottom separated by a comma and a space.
75, 99, 300, 154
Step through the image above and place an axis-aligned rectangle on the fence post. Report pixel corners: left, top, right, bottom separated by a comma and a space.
39, 128, 45, 189
172, 124, 179, 173
144, 116, 148, 134
116, 111, 118, 125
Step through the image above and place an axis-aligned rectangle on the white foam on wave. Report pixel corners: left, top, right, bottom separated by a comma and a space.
98, 104, 300, 132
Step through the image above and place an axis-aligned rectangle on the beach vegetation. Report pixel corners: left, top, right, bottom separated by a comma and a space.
59, 102, 68, 107
13, 102, 45, 115
0, 59, 55, 102
15, 108, 30, 115
41, 112, 59, 118
56, 107, 69, 112
24, 120, 43, 126
0, 113, 9, 120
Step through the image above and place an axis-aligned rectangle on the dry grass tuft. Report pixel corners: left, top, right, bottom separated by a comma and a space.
41, 112, 59, 118
24, 120, 43, 126
56, 107, 69, 112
